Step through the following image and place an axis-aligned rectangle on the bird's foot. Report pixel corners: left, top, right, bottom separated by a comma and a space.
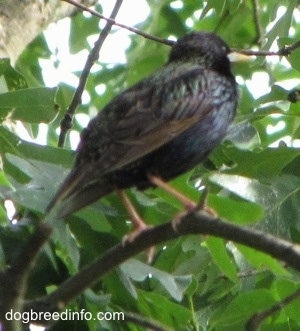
122, 223, 155, 263
172, 210, 191, 231
172, 189, 217, 231
122, 222, 152, 243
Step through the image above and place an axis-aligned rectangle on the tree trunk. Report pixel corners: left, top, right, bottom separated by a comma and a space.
0, 0, 96, 64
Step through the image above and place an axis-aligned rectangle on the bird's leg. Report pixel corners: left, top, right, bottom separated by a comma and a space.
147, 174, 197, 210
148, 175, 216, 229
117, 189, 154, 262
117, 189, 148, 231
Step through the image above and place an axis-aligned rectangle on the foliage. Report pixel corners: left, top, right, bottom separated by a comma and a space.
1, 0, 300, 330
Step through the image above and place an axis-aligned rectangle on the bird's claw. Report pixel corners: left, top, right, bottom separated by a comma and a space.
172, 195, 217, 231
122, 224, 155, 263
122, 223, 152, 244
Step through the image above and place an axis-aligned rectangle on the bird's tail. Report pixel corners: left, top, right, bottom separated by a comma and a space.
46, 165, 114, 219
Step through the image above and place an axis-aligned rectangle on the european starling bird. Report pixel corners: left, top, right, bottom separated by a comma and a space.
47, 31, 238, 224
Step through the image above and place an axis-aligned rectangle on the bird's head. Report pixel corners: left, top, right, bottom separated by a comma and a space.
168, 31, 232, 74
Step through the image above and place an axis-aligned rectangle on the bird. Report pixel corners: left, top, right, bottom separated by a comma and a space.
46, 31, 238, 233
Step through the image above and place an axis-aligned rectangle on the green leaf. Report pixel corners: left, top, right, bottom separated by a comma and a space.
3, 152, 82, 272
0, 126, 72, 167
278, 37, 300, 72
254, 84, 288, 107
237, 244, 290, 276
69, 10, 101, 53
68, 217, 117, 257
209, 173, 272, 205
263, 0, 296, 50
121, 259, 192, 301
288, 46, 300, 72
0, 58, 27, 91
209, 173, 300, 238
5, 154, 69, 213
275, 279, 300, 323
48, 219, 80, 273
0, 171, 11, 188
16, 33, 51, 87
0, 87, 58, 123
137, 290, 191, 328
224, 146, 300, 179
211, 289, 276, 326
206, 237, 238, 282
253, 113, 300, 148
208, 194, 264, 224
209, 173, 300, 211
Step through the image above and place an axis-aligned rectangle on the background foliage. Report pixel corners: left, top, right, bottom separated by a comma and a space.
1, 0, 300, 330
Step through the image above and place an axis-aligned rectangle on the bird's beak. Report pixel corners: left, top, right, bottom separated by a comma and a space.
228, 51, 252, 62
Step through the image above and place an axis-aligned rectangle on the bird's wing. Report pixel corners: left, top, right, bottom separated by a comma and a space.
111, 98, 212, 171
83, 67, 214, 175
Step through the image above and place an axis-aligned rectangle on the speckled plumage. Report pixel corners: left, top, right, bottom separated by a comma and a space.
47, 31, 238, 218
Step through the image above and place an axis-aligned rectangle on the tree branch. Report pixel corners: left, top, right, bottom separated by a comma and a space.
0, 222, 52, 331
23, 210, 300, 325
58, 0, 124, 147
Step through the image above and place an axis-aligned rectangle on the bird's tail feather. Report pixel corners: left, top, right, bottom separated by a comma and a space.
46, 164, 114, 219
56, 180, 114, 219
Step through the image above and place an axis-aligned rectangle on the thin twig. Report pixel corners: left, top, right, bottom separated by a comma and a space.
284, 40, 300, 53
219, 268, 268, 280
58, 0, 125, 147
231, 39, 300, 56
61, 0, 173, 46
251, 0, 264, 46
246, 288, 300, 331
